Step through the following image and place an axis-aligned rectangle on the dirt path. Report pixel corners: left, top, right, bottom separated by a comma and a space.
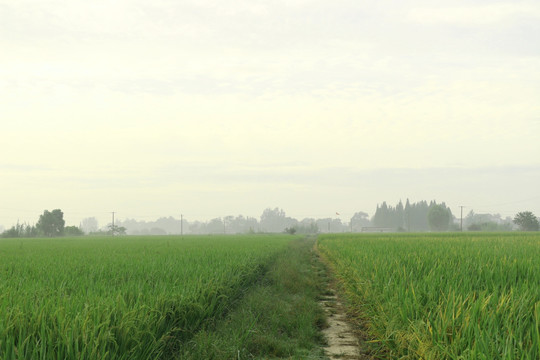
320, 292, 361, 359
315, 242, 373, 360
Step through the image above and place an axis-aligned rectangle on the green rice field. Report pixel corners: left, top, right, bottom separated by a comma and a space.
318, 232, 540, 359
1, 232, 539, 359
0, 235, 293, 359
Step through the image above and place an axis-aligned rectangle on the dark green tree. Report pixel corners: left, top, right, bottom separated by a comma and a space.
36, 209, 65, 237
350, 211, 371, 231
284, 227, 297, 235
64, 226, 84, 236
372, 202, 390, 228
108, 224, 127, 236
373, 199, 451, 231
1, 222, 36, 238
427, 204, 451, 231
513, 211, 539, 231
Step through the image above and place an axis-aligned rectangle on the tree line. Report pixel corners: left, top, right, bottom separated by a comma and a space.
1, 209, 78, 238
97, 204, 539, 234
2, 204, 538, 237
370, 200, 538, 232
371, 199, 460, 231
1, 209, 125, 238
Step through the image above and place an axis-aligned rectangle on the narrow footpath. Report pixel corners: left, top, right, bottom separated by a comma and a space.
315, 241, 373, 360
320, 292, 361, 359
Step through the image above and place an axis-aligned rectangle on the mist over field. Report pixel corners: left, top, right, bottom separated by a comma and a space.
1, 0, 539, 229
1, 3, 539, 356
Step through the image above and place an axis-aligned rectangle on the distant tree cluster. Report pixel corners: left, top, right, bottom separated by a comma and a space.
1, 209, 84, 238
284, 227, 297, 235
350, 212, 371, 232
513, 211, 539, 231
115, 209, 327, 235
1, 222, 38, 238
119, 215, 259, 235
427, 204, 452, 231
36, 209, 65, 237
80, 217, 99, 234
372, 200, 454, 231
464, 211, 514, 231
4, 205, 536, 238
108, 224, 127, 236
260, 208, 298, 233
65, 226, 85, 236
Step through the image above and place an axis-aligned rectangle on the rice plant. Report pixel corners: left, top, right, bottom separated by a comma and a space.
0, 235, 292, 359
318, 232, 540, 359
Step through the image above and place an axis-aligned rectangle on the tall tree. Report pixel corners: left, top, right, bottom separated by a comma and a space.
373, 199, 453, 231
107, 224, 127, 236
36, 209, 65, 237
350, 211, 371, 231
260, 208, 297, 233
80, 217, 99, 234
404, 199, 411, 231
372, 202, 389, 227
64, 226, 84, 236
513, 211, 539, 231
427, 204, 451, 231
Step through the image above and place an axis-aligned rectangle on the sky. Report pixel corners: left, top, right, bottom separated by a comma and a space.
1, 0, 540, 229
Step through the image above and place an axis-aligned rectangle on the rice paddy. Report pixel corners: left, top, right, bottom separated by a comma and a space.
317, 232, 540, 359
1, 232, 538, 359
0, 235, 292, 359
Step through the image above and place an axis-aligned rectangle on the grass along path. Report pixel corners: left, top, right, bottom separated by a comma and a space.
0, 235, 293, 359
316, 243, 371, 360
318, 233, 540, 359
177, 236, 330, 359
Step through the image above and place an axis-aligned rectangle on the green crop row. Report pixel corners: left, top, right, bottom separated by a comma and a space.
318, 232, 540, 359
0, 235, 293, 359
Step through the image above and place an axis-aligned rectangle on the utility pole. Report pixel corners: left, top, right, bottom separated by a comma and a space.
459, 206, 464, 231
111, 211, 115, 236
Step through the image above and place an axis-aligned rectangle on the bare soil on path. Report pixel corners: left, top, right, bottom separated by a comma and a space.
320, 292, 362, 359
316, 244, 374, 360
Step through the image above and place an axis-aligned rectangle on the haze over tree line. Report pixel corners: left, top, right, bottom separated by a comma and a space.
372, 200, 453, 231
1, 201, 536, 237
1, 1, 539, 233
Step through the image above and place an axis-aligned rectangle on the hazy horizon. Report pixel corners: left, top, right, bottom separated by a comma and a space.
2, 0, 539, 229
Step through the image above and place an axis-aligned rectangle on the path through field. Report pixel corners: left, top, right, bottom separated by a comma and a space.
320, 292, 361, 359
317, 241, 372, 360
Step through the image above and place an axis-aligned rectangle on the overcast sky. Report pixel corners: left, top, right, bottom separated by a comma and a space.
1, 0, 539, 228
